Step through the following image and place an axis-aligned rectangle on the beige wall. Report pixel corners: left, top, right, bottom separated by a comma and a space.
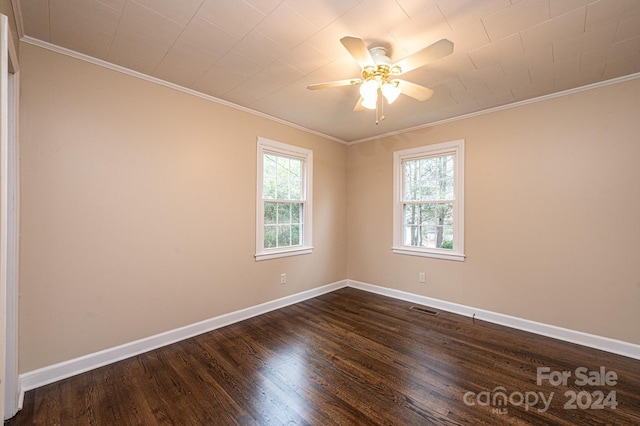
18, 42, 347, 373
348, 77, 640, 345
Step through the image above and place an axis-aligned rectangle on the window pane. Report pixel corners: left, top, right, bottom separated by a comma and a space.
264, 225, 277, 249
289, 158, 301, 178
263, 154, 277, 199
278, 224, 291, 246
289, 158, 302, 200
434, 203, 454, 249
264, 202, 277, 224
403, 203, 453, 249
403, 203, 421, 226
264, 154, 277, 177
277, 202, 291, 223
291, 224, 301, 245
290, 176, 302, 200
404, 160, 419, 201
276, 176, 289, 199
404, 155, 454, 202
276, 156, 290, 199
291, 203, 301, 223
263, 177, 276, 199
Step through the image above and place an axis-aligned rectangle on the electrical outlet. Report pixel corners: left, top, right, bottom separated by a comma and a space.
419, 272, 426, 283
280, 273, 287, 285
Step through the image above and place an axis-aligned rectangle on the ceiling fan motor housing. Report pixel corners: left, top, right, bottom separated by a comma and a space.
369, 47, 392, 66
364, 47, 402, 81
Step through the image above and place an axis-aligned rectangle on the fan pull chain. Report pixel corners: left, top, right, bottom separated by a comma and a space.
376, 88, 385, 125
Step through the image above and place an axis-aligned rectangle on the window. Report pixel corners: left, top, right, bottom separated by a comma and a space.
392, 140, 465, 261
256, 137, 313, 261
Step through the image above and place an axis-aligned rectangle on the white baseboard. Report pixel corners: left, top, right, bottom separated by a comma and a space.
18, 278, 640, 409
347, 279, 640, 361
18, 279, 348, 408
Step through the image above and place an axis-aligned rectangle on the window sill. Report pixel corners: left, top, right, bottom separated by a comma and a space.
255, 247, 313, 262
391, 247, 465, 262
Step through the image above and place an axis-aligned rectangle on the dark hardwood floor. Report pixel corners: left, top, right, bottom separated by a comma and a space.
8, 287, 640, 425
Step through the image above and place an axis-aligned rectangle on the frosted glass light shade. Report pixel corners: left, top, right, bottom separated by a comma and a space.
360, 79, 378, 99
362, 94, 377, 110
382, 81, 401, 104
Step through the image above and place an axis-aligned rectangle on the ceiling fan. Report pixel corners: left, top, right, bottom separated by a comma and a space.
307, 36, 454, 123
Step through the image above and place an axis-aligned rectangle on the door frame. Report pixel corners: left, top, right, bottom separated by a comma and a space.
1, 12, 20, 420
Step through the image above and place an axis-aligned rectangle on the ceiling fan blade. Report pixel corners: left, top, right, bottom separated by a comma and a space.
353, 97, 365, 111
397, 80, 434, 102
394, 39, 454, 74
340, 36, 375, 69
307, 78, 362, 90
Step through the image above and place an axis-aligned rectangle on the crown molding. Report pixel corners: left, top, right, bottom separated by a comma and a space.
20, 36, 348, 145
348, 71, 640, 145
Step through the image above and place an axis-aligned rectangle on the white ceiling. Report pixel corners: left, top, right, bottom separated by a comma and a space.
16, 0, 640, 143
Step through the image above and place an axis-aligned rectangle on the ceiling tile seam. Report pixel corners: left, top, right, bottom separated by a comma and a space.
162, 44, 250, 97
130, 0, 199, 27
435, 3, 454, 34
105, 0, 127, 63
286, 2, 398, 83
119, 1, 198, 76
19, 36, 348, 145
187, 3, 295, 97
611, 20, 623, 47
244, 6, 356, 87
109, 26, 173, 74
206, 3, 366, 103
456, 75, 469, 91
214, 51, 267, 97
393, 0, 411, 20
97, 0, 126, 15
516, 32, 525, 63
139, 0, 214, 78
183, 33, 246, 93
183, 50, 224, 90
198, 1, 269, 40
581, 2, 589, 40
467, 16, 492, 71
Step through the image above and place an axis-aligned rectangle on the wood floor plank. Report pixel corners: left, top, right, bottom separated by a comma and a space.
7, 288, 640, 425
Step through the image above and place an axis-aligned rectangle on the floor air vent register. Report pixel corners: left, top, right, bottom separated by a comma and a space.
409, 306, 439, 316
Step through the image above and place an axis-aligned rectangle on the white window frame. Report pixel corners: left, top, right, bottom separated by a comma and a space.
256, 137, 313, 261
392, 139, 465, 261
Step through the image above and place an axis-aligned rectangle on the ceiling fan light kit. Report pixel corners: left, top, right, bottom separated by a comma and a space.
307, 36, 454, 124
